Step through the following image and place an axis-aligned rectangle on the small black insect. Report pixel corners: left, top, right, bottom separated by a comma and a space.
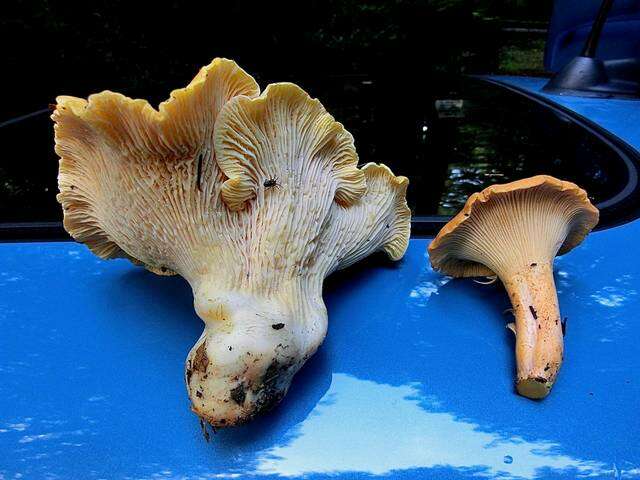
263, 176, 280, 190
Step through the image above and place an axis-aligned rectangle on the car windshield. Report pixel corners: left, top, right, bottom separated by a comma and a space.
1, 1, 636, 231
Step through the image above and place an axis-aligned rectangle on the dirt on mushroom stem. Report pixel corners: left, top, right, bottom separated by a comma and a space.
500, 261, 563, 399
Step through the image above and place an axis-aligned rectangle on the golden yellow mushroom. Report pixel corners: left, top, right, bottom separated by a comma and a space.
429, 175, 598, 399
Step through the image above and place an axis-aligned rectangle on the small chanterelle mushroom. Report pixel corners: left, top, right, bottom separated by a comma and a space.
428, 176, 598, 399
52, 58, 410, 427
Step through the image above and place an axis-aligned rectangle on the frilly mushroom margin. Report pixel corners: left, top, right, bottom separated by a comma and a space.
52, 58, 411, 428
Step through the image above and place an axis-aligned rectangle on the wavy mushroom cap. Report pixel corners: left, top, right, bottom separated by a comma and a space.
52, 59, 411, 427
53, 58, 260, 271
428, 175, 599, 278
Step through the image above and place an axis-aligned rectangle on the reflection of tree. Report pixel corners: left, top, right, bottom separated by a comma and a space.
437, 120, 529, 215
2, 0, 553, 222
435, 84, 623, 215
0, 116, 61, 223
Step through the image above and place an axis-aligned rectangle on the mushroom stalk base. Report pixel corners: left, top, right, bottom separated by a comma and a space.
185, 287, 326, 427
502, 262, 563, 399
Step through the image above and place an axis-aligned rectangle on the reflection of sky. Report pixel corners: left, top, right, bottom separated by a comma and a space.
408, 276, 451, 306
407, 252, 452, 307
250, 373, 623, 479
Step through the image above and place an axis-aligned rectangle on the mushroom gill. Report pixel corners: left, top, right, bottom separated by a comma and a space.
429, 175, 599, 399
52, 59, 411, 427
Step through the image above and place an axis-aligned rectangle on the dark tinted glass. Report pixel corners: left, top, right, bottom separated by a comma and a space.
0, 76, 632, 224
3, 1, 634, 228
314, 77, 632, 219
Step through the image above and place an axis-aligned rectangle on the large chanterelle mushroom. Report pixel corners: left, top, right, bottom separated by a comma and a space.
53, 58, 410, 427
429, 176, 598, 399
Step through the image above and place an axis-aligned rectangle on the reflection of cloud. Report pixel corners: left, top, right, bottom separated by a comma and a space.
409, 277, 452, 306
556, 270, 570, 293
18, 429, 85, 444
0, 272, 22, 287
252, 374, 617, 479
592, 293, 626, 307
87, 395, 107, 402
6, 423, 29, 432
591, 286, 636, 308
18, 433, 56, 443
590, 275, 637, 308
587, 256, 605, 269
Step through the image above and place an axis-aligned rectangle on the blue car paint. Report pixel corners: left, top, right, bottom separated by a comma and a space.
1, 78, 639, 479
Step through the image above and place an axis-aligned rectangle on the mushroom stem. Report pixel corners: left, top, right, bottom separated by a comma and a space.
501, 261, 563, 399
184, 283, 328, 427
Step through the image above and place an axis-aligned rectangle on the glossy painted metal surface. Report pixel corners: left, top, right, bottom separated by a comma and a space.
1, 79, 640, 479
